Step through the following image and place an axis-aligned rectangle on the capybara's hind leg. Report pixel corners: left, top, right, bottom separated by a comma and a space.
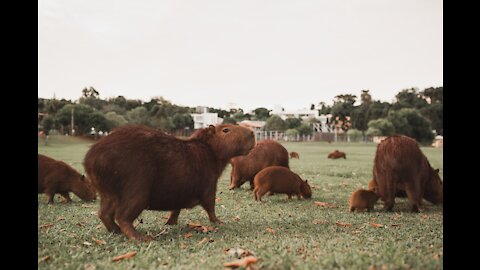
166, 210, 181, 225
349, 206, 355, 212
268, 191, 275, 196
249, 179, 255, 190
98, 198, 121, 233
46, 191, 55, 204
60, 192, 72, 203
405, 181, 421, 213
200, 197, 221, 224
296, 192, 302, 200
256, 187, 268, 202
115, 202, 150, 241
379, 178, 396, 211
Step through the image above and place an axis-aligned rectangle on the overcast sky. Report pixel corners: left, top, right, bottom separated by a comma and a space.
38, 0, 442, 112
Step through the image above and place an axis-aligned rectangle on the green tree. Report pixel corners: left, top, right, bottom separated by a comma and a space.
367, 101, 391, 121
367, 118, 395, 136
393, 88, 428, 110
172, 113, 194, 130
317, 102, 331, 115
421, 87, 443, 104
126, 107, 151, 126
254, 108, 271, 121
285, 117, 302, 129
387, 108, 434, 144
222, 116, 237, 125
285, 128, 299, 140
41, 115, 55, 135
360, 90, 372, 104
56, 104, 108, 135
105, 111, 128, 130
296, 124, 313, 136
346, 129, 363, 142
264, 115, 287, 131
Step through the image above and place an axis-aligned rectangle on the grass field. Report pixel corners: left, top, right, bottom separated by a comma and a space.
38, 135, 443, 269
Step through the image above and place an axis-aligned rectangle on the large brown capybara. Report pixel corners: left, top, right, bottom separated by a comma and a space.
230, 139, 289, 190
289, 152, 300, 159
253, 166, 312, 202
373, 135, 443, 213
368, 179, 407, 198
38, 154, 96, 204
349, 189, 380, 212
328, 150, 346, 159
83, 124, 255, 241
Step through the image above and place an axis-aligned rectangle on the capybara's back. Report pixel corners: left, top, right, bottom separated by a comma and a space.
289, 152, 300, 159
253, 166, 311, 201
230, 140, 289, 190
327, 150, 346, 159
373, 135, 443, 212
38, 154, 96, 204
84, 124, 255, 241
349, 189, 379, 212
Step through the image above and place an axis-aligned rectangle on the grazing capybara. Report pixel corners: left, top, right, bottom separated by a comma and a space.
83, 124, 255, 241
253, 166, 312, 202
368, 179, 407, 198
38, 154, 96, 204
349, 189, 380, 212
230, 139, 289, 190
328, 150, 346, 159
289, 151, 300, 159
373, 135, 443, 213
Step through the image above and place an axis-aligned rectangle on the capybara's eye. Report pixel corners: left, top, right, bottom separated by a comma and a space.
222, 128, 230, 133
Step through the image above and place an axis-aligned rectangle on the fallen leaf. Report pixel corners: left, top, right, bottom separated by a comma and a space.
314, 201, 337, 208
215, 197, 221, 203
183, 233, 193, 239
233, 216, 241, 221
313, 219, 328, 225
56, 216, 65, 221
370, 223, 384, 228
84, 263, 96, 270
266, 228, 276, 234
90, 211, 97, 215
39, 223, 54, 229
187, 223, 217, 233
225, 248, 256, 259
112, 251, 137, 262
38, 256, 50, 263
92, 237, 106, 245
433, 253, 442, 259
335, 221, 352, 228
83, 241, 92, 246
224, 256, 258, 268
197, 237, 209, 245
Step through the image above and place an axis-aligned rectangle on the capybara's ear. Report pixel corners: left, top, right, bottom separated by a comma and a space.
435, 168, 440, 173
208, 125, 216, 134
305, 180, 308, 183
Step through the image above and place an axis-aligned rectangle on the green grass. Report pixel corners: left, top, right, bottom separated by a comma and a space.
38, 136, 443, 269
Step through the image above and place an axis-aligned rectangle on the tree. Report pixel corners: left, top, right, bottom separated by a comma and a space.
367, 101, 391, 121
285, 117, 302, 129
387, 108, 434, 144
222, 116, 237, 125
310, 104, 315, 110
421, 87, 443, 104
41, 115, 55, 135
81, 86, 99, 98
285, 128, 299, 140
56, 104, 108, 135
172, 113, 194, 130
331, 93, 357, 132
317, 102, 331, 115
254, 108, 271, 121
351, 103, 371, 136
367, 118, 395, 136
105, 111, 128, 130
126, 107, 151, 126
346, 129, 363, 142
360, 90, 372, 104
296, 124, 313, 136
393, 88, 428, 110
264, 115, 287, 131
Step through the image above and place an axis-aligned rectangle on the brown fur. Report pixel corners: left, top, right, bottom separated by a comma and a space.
373, 135, 443, 213
38, 154, 96, 204
253, 166, 312, 202
83, 124, 255, 241
349, 189, 380, 212
289, 152, 300, 159
230, 140, 289, 190
368, 179, 407, 198
327, 150, 346, 159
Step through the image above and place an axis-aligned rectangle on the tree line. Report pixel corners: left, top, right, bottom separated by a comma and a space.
38, 86, 442, 144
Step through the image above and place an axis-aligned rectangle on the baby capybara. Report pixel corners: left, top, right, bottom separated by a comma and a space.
328, 150, 346, 159
289, 152, 300, 159
253, 166, 312, 202
38, 154, 96, 204
230, 139, 289, 190
373, 135, 443, 213
349, 189, 380, 212
83, 124, 255, 241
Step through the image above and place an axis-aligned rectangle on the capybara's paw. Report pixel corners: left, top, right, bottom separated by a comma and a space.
165, 220, 178, 225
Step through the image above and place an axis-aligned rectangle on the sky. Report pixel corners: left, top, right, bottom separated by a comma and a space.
38, 0, 442, 112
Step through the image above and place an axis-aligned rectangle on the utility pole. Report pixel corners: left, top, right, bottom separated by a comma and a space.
71, 108, 75, 136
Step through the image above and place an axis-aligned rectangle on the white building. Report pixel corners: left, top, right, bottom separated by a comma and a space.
191, 107, 223, 129
239, 120, 266, 131
271, 105, 319, 121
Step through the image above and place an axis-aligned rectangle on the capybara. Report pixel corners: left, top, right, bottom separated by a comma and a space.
373, 135, 443, 213
289, 151, 300, 159
83, 124, 255, 241
38, 154, 96, 204
328, 150, 346, 159
368, 179, 407, 198
349, 189, 380, 212
230, 139, 289, 190
253, 166, 312, 202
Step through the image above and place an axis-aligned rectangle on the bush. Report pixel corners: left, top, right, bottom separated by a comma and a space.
346, 129, 363, 142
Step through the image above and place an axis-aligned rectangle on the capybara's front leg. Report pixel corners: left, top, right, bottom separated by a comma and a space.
98, 197, 121, 233
296, 193, 302, 200
166, 210, 181, 225
201, 198, 221, 224
405, 181, 421, 213
60, 192, 72, 203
